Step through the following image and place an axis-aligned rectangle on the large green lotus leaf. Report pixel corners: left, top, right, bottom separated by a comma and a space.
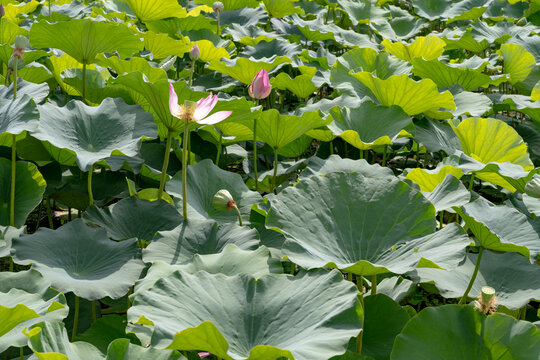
372, 276, 414, 303
0, 95, 39, 136
411, 58, 506, 91
270, 72, 317, 99
428, 87, 492, 120
498, 43, 536, 84
143, 219, 259, 265
421, 174, 471, 213
252, 109, 330, 150
95, 54, 168, 83
391, 306, 540, 359
29, 19, 143, 64
369, 6, 429, 41
262, 0, 302, 18
492, 94, 540, 124
266, 173, 466, 275
351, 73, 456, 116
0, 225, 24, 257
441, 27, 489, 53
223, 24, 276, 46
483, 0, 528, 20
337, 0, 388, 25
11, 219, 145, 301
406, 164, 464, 192
207, 56, 291, 85
2, 1, 40, 24
25, 321, 104, 360
413, 250, 540, 309
0, 269, 69, 351
48, 53, 98, 96
73, 315, 140, 354
412, 0, 491, 21
146, 16, 215, 36
143, 31, 191, 60
455, 197, 540, 260
137, 245, 281, 295
451, 117, 534, 191
0, 159, 46, 228
524, 175, 540, 215
382, 35, 446, 62
129, 270, 361, 360
0, 290, 68, 351
471, 20, 537, 45
83, 197, 181, 242
33, 98, 156, 171
0, 18, 27, 44
327, 101, 412, 150
62, 68, 131, 106
166, 160, 262, 223
125, 0, 187, 22
300, 155, 394, 178
410, 118, 461, 153
362, 294, 410, 360
0, 79, 50, 104
107, 338, 185, 360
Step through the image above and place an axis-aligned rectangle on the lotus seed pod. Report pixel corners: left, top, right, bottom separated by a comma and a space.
480, 286, 495, 304
213, 1, 224, 13
14, 35, 29, 49
213, 189, 236, 211
189, 44, 200, 61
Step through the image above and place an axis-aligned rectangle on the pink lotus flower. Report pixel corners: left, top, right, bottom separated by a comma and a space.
169, 83, 232, 125
249, 69, 271, 99
198, 352, 212, 358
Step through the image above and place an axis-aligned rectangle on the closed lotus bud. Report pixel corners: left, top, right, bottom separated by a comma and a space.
14, 35, 29, 50
0, 4, 5, 18
189, 44, 200, 61
213, 189, 236, 211
212, 1, 224, 13
249, 69, 272, 100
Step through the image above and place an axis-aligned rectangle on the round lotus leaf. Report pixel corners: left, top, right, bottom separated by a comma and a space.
391, 305, 540, 359
11, 219, 145, 301
0, 270, 68, 351
143, 219, 260, 265
33, 98, 157, 171
167, 160, 262, 224
413, 250, 540, 309
0, 94, 39, 136
454, 196, 540, 260
0, 159, 47, 228
267, 172, 447, 275
301, 155, 394, 178
525, 174, 540, 197
129, 270, 361, 360
26, 321, 104, 360
84, 197, 182, 242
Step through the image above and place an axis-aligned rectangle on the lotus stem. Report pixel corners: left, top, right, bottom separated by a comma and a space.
71, 295, 79, 341
459, 247, 484, 304
82, 62, 87, 104
91, 300, 97, 323
217, 12, 221, 36
233, 204, 243, 226
19, 347, 23, 360
382, 146, 388, 166
182, 121, 190, 220
371, 275, 377, 295
189, 60, 194, 87
356, 275, 364, 354
253, 115, 259, 191
329, 140, 334, 155
273, 147, 278, 192
10, 134, 16, 227
468, 174, 475, 192
290, 262, 295, 275
157, 131, 172, 200
13, 58, 17, 99
215, 133, 222, 165
87, 164, 94, 206
439, 211, 444, 230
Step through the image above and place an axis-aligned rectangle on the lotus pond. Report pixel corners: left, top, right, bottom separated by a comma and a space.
2, 0, 540, 359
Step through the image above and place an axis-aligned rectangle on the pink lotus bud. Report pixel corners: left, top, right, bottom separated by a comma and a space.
0, 5, 5, 18
248, 69, 272, 100
189, 44, 200, 61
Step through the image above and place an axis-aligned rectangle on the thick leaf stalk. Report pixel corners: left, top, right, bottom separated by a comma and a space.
158, 131, 173, 200
459, 247, 484, 304
182, 121, 190, 220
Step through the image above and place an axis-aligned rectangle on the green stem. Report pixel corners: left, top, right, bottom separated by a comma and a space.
468, 174, 475, 192
87, 164, 94, 206
157, 131, 172, 200
217, 12, 221, 36
439, 211, 444, 230
91, 300, 97, 324
347, 272, 353, 282
82, 62, 87, 104
290, 262, 295, 275
216, 133, 222, 166
253, 116, 259, 191
46, 197, 54, 229
382, 146, 387, 166
272, 147, 278, 192
20, 347, 23, 360
329, 140, 334, 155
356, 275, 364, 354
371, 275, 377, 295
13, 58, 18, 99
182, 121, 190, 220
10, 134, 16, 226
71, 296, 79, 341
189, 60, 194, 87
459, 247, 484, 305
233, 205, 243, 226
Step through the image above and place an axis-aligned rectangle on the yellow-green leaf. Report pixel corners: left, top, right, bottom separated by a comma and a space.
382, 35, 446, 62
126, 0, 188, 22
498, 43, 536, 84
